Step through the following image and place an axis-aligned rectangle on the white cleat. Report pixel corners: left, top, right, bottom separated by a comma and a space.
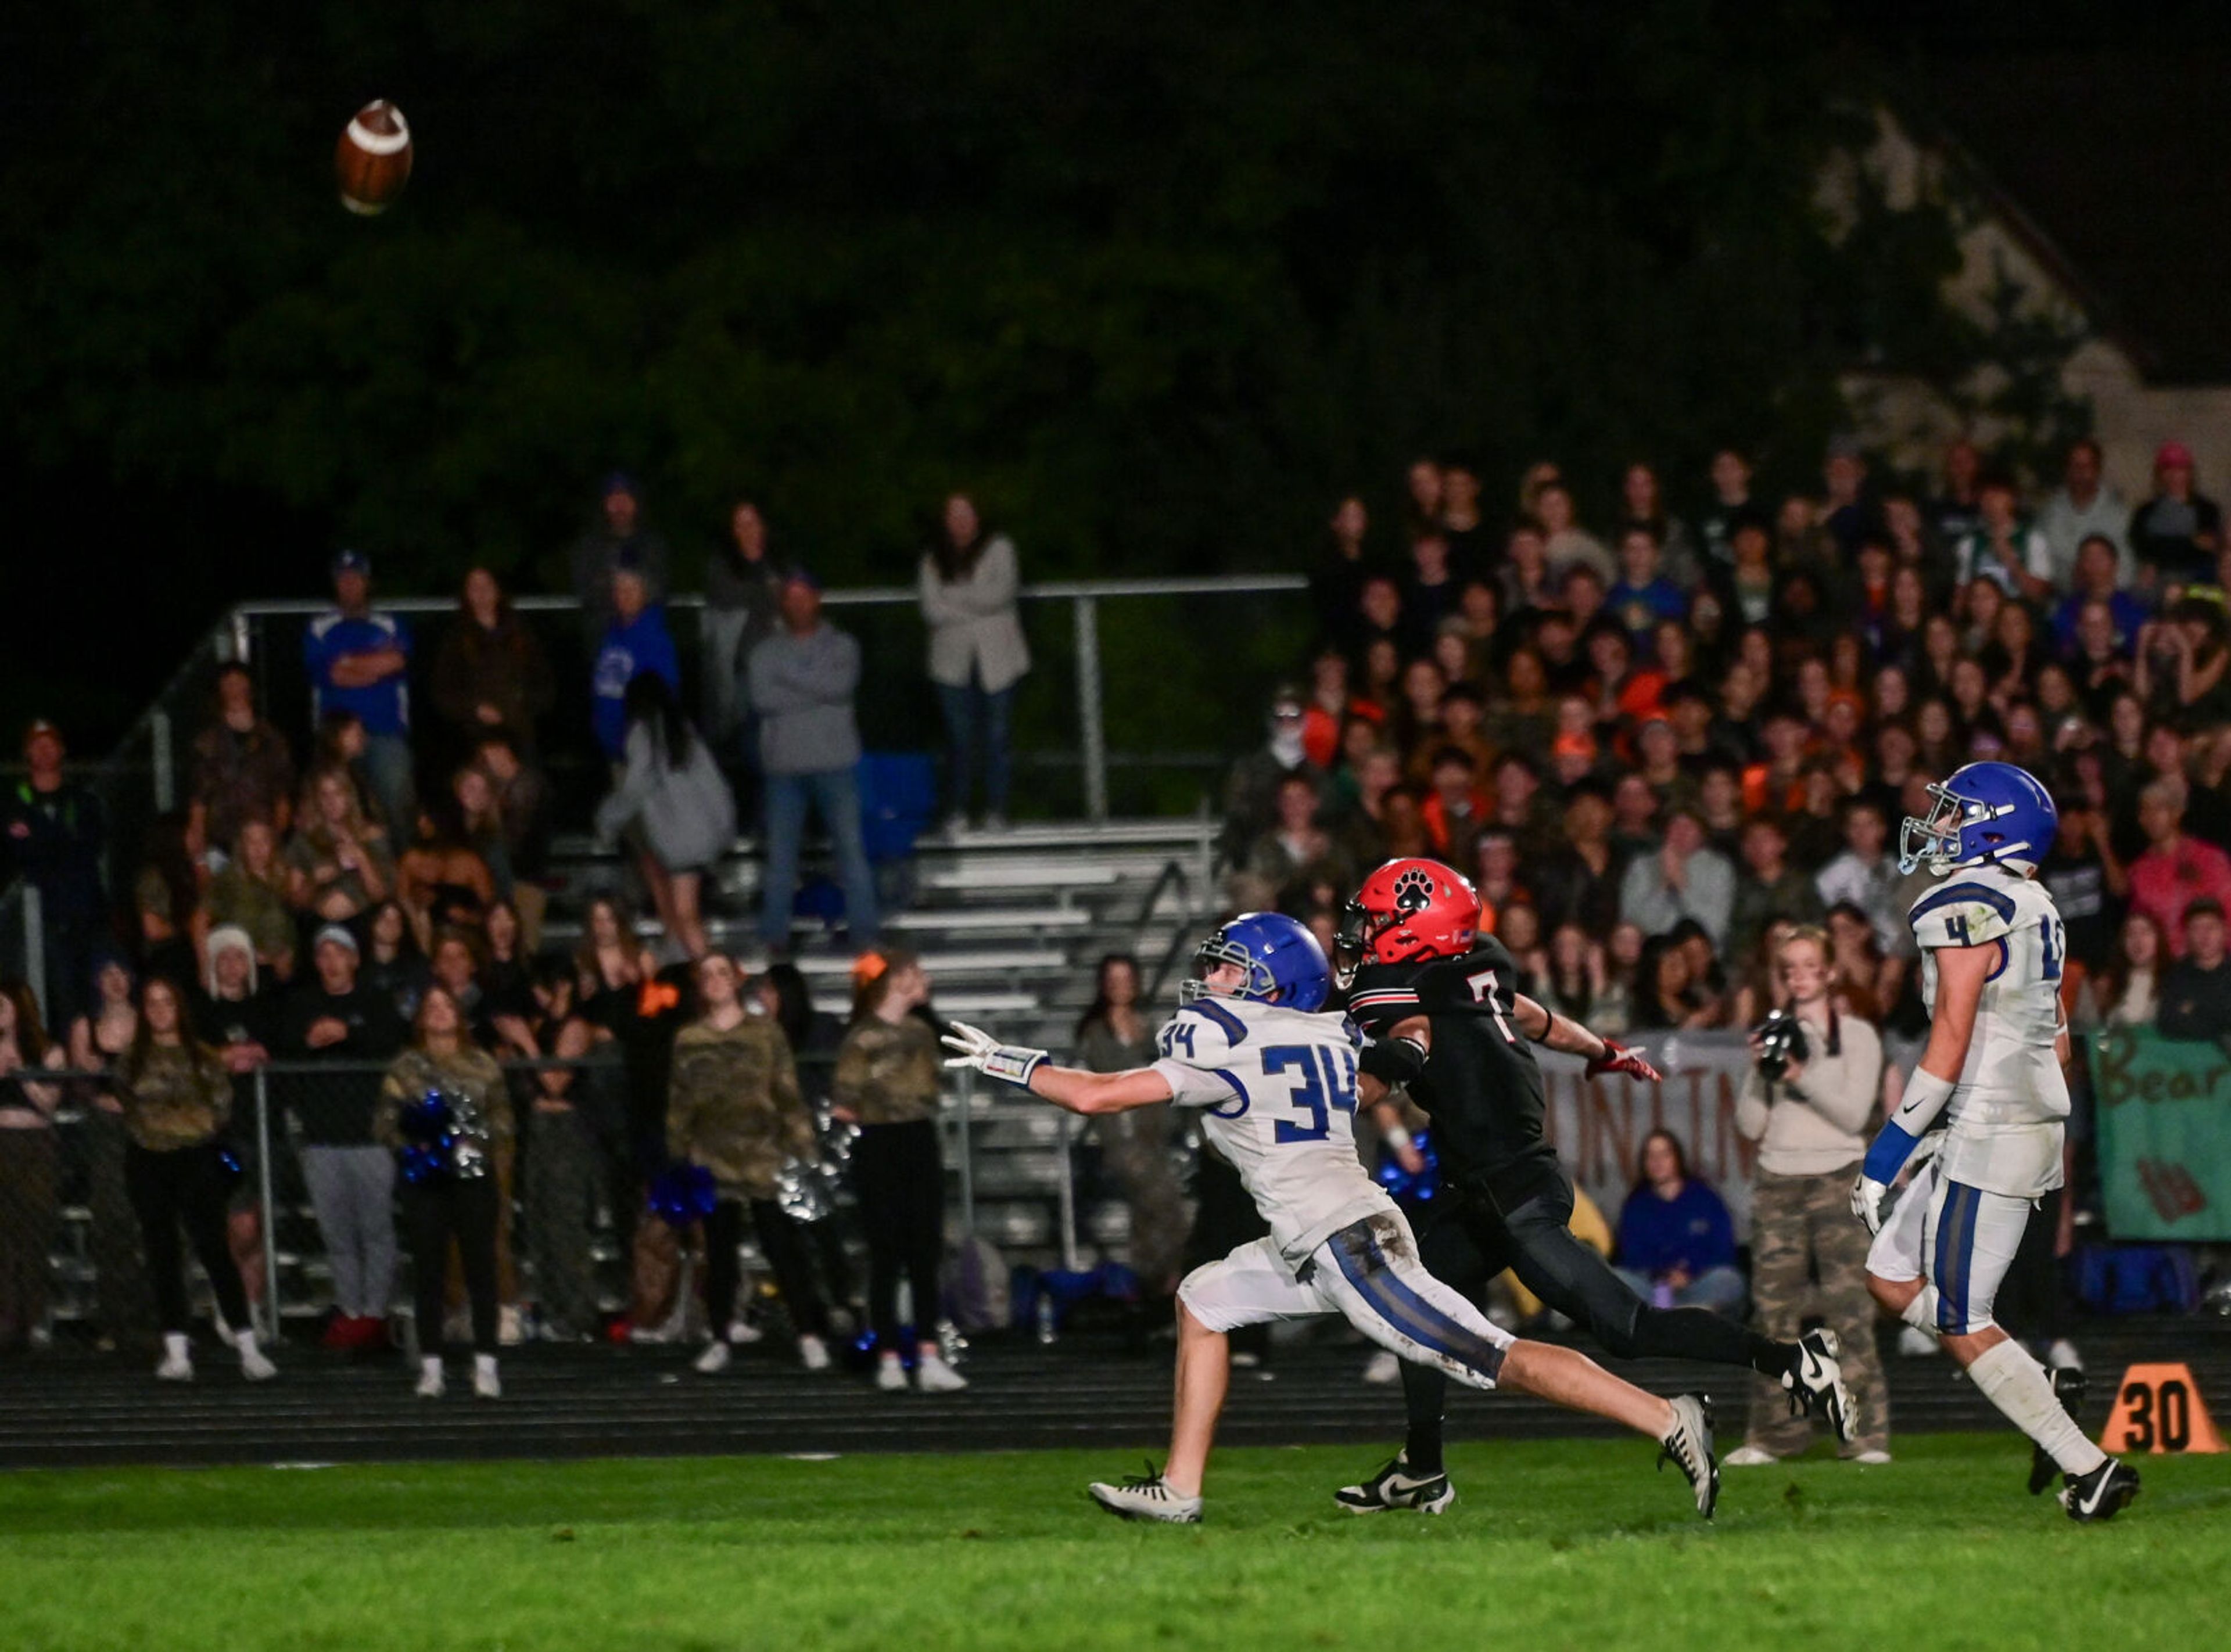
797, 1334, 831, 1372
875, 1352, 908, 1392
915, 1353, 968, 1393
1783, 1328, 1857, 1444
693, 1339, 733, 1374
1658, 1393, 1720, 1518
1089, 1467, 1203, 1524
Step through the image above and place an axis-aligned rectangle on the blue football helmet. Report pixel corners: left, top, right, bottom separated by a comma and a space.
1181, 912, 1332, 1012
1898, 760, 2059, 876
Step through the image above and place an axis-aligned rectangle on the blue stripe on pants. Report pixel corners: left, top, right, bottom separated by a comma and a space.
1331, 1230, 1507, 1385
1935, 1180, 1982, 1333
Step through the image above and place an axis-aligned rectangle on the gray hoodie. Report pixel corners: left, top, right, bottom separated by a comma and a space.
746, 622, 863, 775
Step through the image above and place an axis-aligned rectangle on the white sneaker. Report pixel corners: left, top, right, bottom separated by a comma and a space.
797, 1334, 831, 1372
416, 1358, 445, 1399
875, 1351, 908, 1391
472, 1355, 501, 1400
1088, 1468, 1201, 1524
915, 1352, 968, 1393
498, 1305, 524, 1347
1897, 1326, 1940, 1357
693, 1339, 733, 1375
1658, 1394, 1719, 1518
1722, 1445, 1778, 1467
1361, 1350, 1400, 1386
727, 1318, 766, 1346
627, 1324, 671, 1346
236, 1333, 277, 1383
2047, 1338, 2083, 1372
155, 1334, 193, 1383
1851, 1449, 1893, 1465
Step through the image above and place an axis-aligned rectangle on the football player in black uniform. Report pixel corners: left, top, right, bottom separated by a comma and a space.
1332, 858, 1854, 1513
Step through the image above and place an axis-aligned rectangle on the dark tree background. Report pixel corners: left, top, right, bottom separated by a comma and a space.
0, 0, 2168, 744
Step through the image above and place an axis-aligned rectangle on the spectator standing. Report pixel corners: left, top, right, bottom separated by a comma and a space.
1698, 448, 1757, 568
190, 663, 296, 850
2126, 780, 2231, 955
429, 568, 555, 764
375, 983, 509, 1398
2157, 898, 2231, 1041
1813, 799, 1905, 956
1534, 482, 1612, 585
2129, 441, 2222, 591
1074, 955, 1183, 1304
203, 818, 295, 982
1612, 1130, 1744, 1313
1, 719, 109, 1030
1728, 926, 1891, 1464
284, 764, 396, 928
1308, 495, 1376, 656
0, 982, 63, 1351
116, 978, 276, 1383
590, 558, 682, 764
571, 473, 672, 647
1617, 809, 1735, 946
1953, 476, 2053, 601
515, 960, 600, 1342
832, 950, 964, 1393
594, 673, 735, 963
1727, 817, 1825, 967
668, 952, 834, 1374
920, 493, 1031, 833
279, 925, 408, 1350
2037, 439, 2132, 588
2087, 911, 2164, 1028
702, 498, 786, 767
193, 927, 279, 1322
66, 953, 155, 1345
748, 572, 880, 954
304, 551, 415, 838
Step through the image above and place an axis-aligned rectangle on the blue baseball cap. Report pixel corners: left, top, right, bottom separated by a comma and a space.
331, 548, 370, 576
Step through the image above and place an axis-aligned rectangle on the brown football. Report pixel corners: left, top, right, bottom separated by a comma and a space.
336, 100, 412, 216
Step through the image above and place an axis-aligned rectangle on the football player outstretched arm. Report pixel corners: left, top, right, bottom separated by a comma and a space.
1355, 998, 1658, 1107
1850, 941, 1991, 1230
939, 1022, 1173, 1116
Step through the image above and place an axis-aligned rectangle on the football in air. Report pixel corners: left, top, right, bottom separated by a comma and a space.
336, 100, 413, 216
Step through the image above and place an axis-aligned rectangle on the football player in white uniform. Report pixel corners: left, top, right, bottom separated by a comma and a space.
1855, 763, 2139, 1522
944, 912, 1719, 1524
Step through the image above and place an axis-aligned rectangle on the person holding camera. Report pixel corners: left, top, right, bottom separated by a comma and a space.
1726, 925, 1892, 1465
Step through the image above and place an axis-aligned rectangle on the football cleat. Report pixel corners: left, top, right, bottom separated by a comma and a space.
1782, 1328, 1857, 1444
1658, 1393, 1720, 1518
2029, 1367, 2087, 1496
1088, 1464, 1203, 1524
1333, 1452, 1455, 1514
2060, 1457, 2140, 1524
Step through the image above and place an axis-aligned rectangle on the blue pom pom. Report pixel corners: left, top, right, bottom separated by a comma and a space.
1372, 1127, 1441, 1205
647, 1162, 720, 1229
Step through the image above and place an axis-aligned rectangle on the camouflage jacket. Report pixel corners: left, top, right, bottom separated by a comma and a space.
832, 1015, 943, 1127
374, 1045, 513, 1151
666, 1017, 814, 1198
118, 1044, 231, 1152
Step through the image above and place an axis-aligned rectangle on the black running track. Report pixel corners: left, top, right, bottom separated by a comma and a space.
1, 1321, 2225, 1470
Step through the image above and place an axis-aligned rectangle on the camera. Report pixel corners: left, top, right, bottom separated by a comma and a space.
1752, 1008, 1810, 1081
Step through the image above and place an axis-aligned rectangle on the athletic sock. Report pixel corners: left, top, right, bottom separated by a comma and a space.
1398, 1360, 1448, 1477
1898, 1288, 1942, 1337
1968, 1339, 2107, 1478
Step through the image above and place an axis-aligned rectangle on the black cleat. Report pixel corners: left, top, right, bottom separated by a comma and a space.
1333, 1452, 1456, 1514
2060, 1456, 2140, 1524
1782, 1328, 1858, 1445
2029, 1367, 2088, 1496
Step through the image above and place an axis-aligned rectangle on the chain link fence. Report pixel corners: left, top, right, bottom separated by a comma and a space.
0, 1051, 1024, 1353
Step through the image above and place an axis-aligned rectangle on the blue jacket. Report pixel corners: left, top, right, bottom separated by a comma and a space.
592, 606, 682, 759
304, 609, 413, 736
1615, 1180, 1735, 1278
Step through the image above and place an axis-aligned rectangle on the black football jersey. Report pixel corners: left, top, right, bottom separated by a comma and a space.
1347, 939, 1560, 1203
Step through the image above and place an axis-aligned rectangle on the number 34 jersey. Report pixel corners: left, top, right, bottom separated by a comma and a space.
1908, 861, 2071, 1198
1150, 996, 1395, 1270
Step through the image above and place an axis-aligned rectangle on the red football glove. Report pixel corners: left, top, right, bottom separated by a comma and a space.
1586, 1039, 1660, 1083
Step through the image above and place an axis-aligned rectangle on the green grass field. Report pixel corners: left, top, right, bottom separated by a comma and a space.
1, 1436, 2223, 1651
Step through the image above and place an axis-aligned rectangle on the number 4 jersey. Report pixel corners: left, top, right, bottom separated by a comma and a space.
1150, 995, 1396, 1270
1908, 860, 2072, 1198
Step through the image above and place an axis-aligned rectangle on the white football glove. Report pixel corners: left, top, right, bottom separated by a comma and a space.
941, 1022, 1048, 1087
1850, 1174, 1891, 1236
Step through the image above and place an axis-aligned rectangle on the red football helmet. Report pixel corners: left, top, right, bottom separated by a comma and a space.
1339, 858, 1483, 971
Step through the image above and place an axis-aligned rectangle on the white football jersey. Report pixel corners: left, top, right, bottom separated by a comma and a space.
1907, 861, 2070, 1198
1150, 994, 1395, 1269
